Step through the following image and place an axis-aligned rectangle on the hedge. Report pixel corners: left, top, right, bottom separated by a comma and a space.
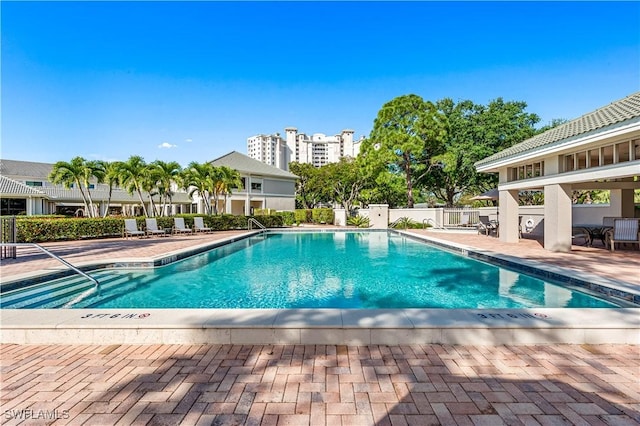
312, 208, 334, 224
10, 214, 285, 243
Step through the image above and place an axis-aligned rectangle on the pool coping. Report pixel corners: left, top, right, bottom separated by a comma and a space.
1, 229, 639, 345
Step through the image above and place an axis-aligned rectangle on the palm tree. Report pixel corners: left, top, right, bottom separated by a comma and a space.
48, 157, 96, 217
217, 166, 243, 214
83, 160, 105, 217
181, 162, 215, 215
117, 156, 150, 217
152, 160, 182, 216
101, 161, 122, 218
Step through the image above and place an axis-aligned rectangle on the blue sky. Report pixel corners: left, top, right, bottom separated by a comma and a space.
2, 1, 639, 167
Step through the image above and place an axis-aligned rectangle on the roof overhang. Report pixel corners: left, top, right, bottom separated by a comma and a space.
476, 117, 640, 173
497, 160, 640, 191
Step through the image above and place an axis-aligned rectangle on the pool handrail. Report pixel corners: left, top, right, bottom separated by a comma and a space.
0, 242, 100, 288
248, 218, 266, 232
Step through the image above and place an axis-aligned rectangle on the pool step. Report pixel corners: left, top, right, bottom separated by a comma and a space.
0, 272, 136, 309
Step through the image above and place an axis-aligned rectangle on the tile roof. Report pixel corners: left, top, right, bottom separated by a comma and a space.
210, 151, 298, 179
0, 159, 53, 179
475, 92, 640, 168
0, 175, 47, 197
40, 187, 192, 204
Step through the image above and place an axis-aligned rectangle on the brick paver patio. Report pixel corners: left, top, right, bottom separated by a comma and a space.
1, 229, 639, 425
1, 343, 638, 425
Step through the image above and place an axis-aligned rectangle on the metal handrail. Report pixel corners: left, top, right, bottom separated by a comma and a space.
423, 218, 444, 229
247, 218, 266, 232
389, 218, 402, 229
0, 243, 100, 288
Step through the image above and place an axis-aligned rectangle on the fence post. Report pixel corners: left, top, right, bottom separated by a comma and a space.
1, 216, 17, 259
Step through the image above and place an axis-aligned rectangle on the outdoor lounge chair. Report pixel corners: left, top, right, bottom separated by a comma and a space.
477, 215, 498, 236
460, 212, 474, 227
606, 218, 640, 252
172, 217, 193, 235
193, 216, 213, 233
145, 218, 168, 237
123, 219, 145, 239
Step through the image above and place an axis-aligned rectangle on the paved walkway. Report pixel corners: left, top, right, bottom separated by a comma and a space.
1, 228, 639, 425
1, 343, 638, 425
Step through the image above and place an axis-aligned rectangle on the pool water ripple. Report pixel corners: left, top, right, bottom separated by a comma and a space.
2, 232, 619, 309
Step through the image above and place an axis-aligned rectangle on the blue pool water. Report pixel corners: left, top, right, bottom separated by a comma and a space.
3, 232, 619, 309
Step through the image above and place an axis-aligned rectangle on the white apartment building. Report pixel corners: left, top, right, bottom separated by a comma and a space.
247, 128, 362, 171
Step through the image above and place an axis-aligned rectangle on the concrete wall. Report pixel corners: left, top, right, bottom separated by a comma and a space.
346, 204, 623, 235
263, 178, 296, 196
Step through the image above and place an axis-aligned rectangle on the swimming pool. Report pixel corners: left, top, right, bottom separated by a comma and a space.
1, 231, 620, 309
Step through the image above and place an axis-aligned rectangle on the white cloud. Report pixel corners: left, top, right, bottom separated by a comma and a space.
185, 138, 193, 143
158, 142, 177, 149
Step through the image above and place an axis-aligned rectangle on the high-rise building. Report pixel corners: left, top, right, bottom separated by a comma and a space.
247, 128, 363, 171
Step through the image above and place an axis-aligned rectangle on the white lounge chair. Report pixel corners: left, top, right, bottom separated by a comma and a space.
123, 219, 145, 239
193, 217, 212, 233
606, 218, 640, 252
145, 218, 168, 237
173, 217, 193, 235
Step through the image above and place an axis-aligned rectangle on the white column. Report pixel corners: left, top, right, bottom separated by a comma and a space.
245, 176, 252, 216
544, 184, 573, 252
498, 189, 519, 243
610, 189, 635, 218
369, 204, 389, 229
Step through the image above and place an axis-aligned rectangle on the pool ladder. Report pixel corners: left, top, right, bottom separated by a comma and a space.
0, 243, 100, 288
248, 218, 266, 233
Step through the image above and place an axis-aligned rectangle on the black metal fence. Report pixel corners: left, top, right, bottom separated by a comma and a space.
1, 216, 17, 259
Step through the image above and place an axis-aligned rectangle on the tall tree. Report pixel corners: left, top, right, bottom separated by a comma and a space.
420, 98, 540, 206
117, 155, 151, 217
321, 158, 365, 212
152, 160, 182, 216
101, 161, 122, 218
216, 166, 243, 214
48, 157, 100, 217
289, 162, 328, 209
368, 94, 447, 208
182, 162, 215, 215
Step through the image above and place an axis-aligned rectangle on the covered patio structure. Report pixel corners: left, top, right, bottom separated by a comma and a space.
475, 92, 640, 252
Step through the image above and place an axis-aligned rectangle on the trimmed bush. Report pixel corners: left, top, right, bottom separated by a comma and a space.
294, 209, 312, 224
312, 208, 334, 224
11, 212, 288, 243
274, 211, 295, 226
16, 217, 125, 242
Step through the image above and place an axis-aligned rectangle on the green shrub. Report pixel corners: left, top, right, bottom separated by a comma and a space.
392, 217, 416, 229
253, 215, 284, 228
312, 208, 334, 224
16, 217, 125, 242
294, 209, 312, 224
347, 215, 371, 228
274, 211, 295, 226
254, 208, 276, 216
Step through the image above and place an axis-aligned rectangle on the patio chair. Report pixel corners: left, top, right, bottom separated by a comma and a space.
145, 218, 169, 237
460, 212, 474, 227
123, 219, 145, 239
477, 215, 498, 236
571, 228, 589, 246
172, 217, 193, 235
193, 216, 213, 233
606, 218, 640, 252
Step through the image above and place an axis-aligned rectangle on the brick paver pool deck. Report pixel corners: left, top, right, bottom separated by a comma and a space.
1, 228, 638, 425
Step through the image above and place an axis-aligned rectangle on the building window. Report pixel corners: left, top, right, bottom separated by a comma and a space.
507, 161, 544, 182
1, 198, 26, 215
251, 182, 262, 192
25, 181, 43, 187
